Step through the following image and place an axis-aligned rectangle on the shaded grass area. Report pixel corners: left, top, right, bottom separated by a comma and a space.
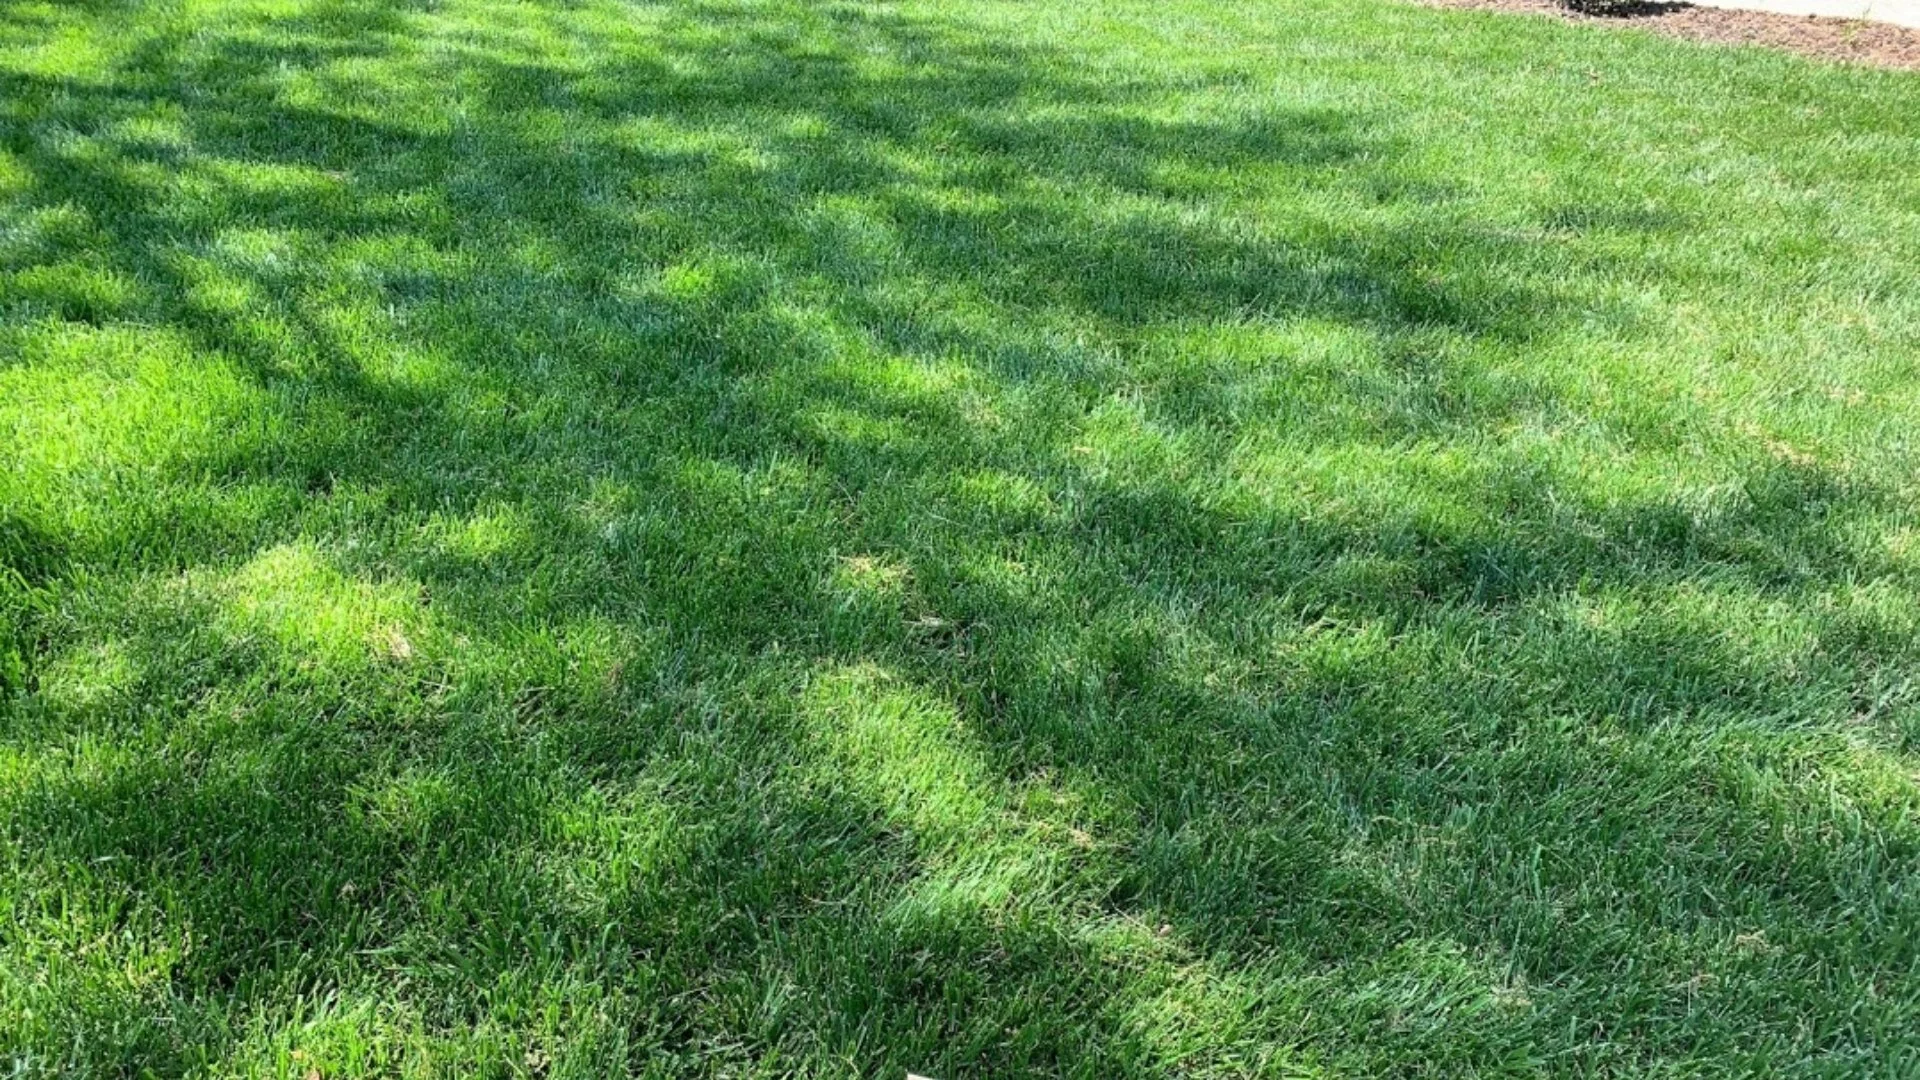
2, 0, 1919, 1073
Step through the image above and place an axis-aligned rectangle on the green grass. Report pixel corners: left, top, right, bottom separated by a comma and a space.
2, 0, 1918, 1073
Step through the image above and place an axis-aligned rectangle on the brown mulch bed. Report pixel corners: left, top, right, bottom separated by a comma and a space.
1425, 0, 1920, 69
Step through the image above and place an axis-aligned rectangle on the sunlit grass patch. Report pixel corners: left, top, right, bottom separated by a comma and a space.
218, 542, 431, 671
0, 327, 268, 527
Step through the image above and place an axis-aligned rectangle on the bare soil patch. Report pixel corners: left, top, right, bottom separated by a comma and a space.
1427, 0, 1920, 69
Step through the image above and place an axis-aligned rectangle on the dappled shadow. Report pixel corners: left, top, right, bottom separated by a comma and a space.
2, 0, 1917, 1075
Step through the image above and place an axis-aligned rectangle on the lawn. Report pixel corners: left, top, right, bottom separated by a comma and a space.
2, 0, 1918, 1074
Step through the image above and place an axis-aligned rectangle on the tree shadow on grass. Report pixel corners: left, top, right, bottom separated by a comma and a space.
2, 0, 1917, 1075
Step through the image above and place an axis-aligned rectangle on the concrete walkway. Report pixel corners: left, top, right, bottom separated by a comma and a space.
1690, 0, 1920, 28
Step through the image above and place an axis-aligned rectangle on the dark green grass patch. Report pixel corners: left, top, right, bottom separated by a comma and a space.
2, 0, 1918, 1074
